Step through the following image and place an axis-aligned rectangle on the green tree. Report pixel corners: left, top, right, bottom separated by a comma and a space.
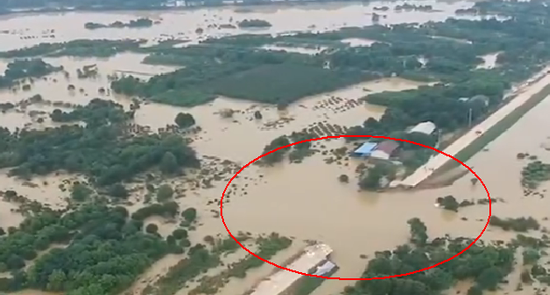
47, 269, 66, 291
108, 183, 129, 199
173, 229, 188, 240
157, 184, 174, 202
476, 266, 503, 290
437, 195, 459, 212
261, 136, 290, 164
359, 163, 396, 191
523, 248, 541, 265
407, 218, 428, 246
467, 285, 483, 295
146, 223, 159, 234
181, 208, 197, 223
6, 255, 24, 270
160, 151, 178, 175
71, 183, 92, 201
175, 112, 195, 128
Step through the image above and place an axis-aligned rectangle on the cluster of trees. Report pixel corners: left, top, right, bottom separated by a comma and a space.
131, 201, 180, 221
104, 8, 546, 111
259, 132, 318, 165
12, 4, 548, 111
70, 182, 93, 201
358, 162, 396, 191
84, 17, 154, 29
49, 98, 132, 126
111, 45, 371, 106
287, 132, 316, 163
0, 59, 62, 88
0, 99, 200, 185
489, 216, 540, 232
344, 218, 516, 295
435, 195, 476, 212
260, 136, 291, 165
226, 233, 291, 278
521, 161, 550, 189
394, 4, 433, 11
146, 243, 221, 295
0, 204, 182, 294
237, 19, 272, 28
189, 233, 292, 294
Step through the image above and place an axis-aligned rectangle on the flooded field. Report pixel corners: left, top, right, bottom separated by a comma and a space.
0, 0, 490, 51
0, 1, 546, 295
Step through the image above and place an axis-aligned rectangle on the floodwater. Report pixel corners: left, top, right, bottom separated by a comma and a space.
259, 44, 327, 54
476, 52, 500, 69
0, 2, 544, 295
0, 0, 491, 51
340, 37, 378, 47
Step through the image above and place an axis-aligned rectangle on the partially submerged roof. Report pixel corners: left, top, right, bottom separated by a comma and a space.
313, 261, 337, 276
354, 142, 378, 155
408, 121, 436, 135
374, 140, 399, 154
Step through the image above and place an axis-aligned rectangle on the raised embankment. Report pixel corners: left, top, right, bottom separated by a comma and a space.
393, 67, 550, 188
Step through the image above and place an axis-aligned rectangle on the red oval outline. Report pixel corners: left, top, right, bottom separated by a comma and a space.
220, 135, 492, 280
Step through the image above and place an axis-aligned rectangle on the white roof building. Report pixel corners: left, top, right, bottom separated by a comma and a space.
407, 121, 436, 135
250, 244, 333, 295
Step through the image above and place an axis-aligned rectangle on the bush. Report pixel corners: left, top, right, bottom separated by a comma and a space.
108, 183, 129, 199
175, 112, 195, 128
173, 229, 188, 240
146, 223, 159, 234
338, 174, 349, 183
157, 184, 174, 202
181, 208, 197, 223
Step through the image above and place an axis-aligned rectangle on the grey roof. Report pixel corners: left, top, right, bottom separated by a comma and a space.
374, 140, 399, 154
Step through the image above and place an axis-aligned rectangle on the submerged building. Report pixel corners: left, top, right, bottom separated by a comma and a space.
248, 243, 335, 295
370, 140, 400, 160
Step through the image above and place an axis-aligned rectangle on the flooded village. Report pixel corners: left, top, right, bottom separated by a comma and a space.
1, 0, 550, 295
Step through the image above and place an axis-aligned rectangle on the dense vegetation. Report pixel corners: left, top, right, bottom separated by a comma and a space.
188, 233, 292, 294
111, 47, 371, 106
521, 161, 550, 189
103, 2, 542, 113
344, 219, 516, 295
0, 59, 62, 88
489, 216, 540, 232
0, 204, 178, 294
0, 2, 550, 295
0, 99, 199, 185
84, 18, 154, 29
258, 132, 317, 165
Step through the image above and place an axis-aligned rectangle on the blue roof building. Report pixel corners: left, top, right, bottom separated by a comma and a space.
353, 142, 378, 156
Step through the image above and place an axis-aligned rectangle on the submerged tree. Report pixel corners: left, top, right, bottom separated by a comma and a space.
175, 112, 196, 128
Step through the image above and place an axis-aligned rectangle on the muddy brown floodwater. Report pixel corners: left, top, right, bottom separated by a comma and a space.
0, 0, 496, 51
0, 1, 544, 295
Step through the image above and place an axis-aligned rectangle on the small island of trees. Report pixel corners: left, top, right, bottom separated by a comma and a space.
237, 19, 272, 28
344, 218, 517, 295
84, 18, 154, 29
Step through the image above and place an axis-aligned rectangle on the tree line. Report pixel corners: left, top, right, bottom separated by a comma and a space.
344, 218, 516, 295
0, 98, 200, 185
